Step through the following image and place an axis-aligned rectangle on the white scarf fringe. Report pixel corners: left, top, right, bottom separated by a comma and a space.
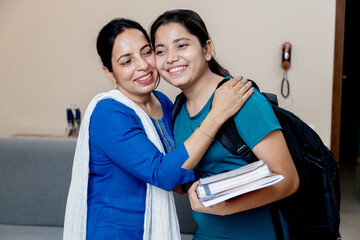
63, 89, 180, 240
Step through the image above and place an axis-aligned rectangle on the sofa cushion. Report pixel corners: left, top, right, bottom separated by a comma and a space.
0, 137, 76, 226
173, 192, 196, 234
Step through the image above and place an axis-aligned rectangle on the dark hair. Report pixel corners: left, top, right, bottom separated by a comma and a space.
150, 9, 231, 77
96, 18, 151, 72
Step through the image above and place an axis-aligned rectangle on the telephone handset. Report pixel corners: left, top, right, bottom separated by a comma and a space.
282, 42, 291, 70
281, 42, 291, 98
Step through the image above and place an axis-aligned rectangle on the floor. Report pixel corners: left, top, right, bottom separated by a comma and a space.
338, 159, 360, 239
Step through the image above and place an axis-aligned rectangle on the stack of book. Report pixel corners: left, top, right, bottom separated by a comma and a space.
196, 160, 284, 207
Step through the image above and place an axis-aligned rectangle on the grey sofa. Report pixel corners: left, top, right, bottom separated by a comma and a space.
0, 137, 195, 240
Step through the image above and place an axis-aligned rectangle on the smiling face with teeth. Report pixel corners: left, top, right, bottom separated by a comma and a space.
154, 22, 212, 90
102, 28, 159, 100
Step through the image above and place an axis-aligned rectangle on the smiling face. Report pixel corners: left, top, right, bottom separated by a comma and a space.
103, 28, 158, 100
154, 23, 212, 90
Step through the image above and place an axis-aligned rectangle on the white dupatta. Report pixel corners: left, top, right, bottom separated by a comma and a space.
63, 89, 180, 240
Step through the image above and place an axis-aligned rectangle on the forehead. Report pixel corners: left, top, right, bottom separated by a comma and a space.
112, 28, 149, 55
155, 22, 194, 43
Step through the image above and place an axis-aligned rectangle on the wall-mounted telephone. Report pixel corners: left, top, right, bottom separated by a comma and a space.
282, 42, 291, 70
281, 42, 291, 98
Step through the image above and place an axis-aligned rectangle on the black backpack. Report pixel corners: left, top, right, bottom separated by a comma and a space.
171, 79, 341, 240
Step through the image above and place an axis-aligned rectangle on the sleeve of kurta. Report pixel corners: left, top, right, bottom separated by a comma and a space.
89, 99, 194, 191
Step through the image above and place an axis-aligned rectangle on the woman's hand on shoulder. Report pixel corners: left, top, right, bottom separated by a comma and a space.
211, 76, 253, 124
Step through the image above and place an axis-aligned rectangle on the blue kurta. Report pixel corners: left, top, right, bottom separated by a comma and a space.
174, 86, 289, 240
86, 91, 194, 240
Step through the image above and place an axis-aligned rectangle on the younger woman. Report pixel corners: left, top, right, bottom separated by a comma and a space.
151, 9, 299, 240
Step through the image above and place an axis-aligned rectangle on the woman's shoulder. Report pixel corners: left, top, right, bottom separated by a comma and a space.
248, 88, 272, 105
91, 98, 141, 125
234, 88, 281, 148
89, 99, 144, 139
236, 88, 276, 117
94, 98, 135, 114
237, 88, 274, 115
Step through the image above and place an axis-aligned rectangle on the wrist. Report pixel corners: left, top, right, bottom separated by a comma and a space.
206, 110, 226, 127
197, 124, 214, 139
198, 111, 224, 138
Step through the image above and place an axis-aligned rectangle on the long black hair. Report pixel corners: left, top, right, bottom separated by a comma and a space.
150, 9, 231, 77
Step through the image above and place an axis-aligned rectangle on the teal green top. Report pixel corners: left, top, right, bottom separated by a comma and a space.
174, 84, 289, 240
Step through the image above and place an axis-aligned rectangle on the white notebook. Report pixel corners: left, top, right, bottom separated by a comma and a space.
196, 160, 284, 207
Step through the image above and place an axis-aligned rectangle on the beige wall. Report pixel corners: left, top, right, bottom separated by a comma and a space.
0, 0, 336, 146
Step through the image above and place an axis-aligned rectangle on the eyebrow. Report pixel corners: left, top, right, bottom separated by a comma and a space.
117, 44, 151, 62
154, 37, 191, 49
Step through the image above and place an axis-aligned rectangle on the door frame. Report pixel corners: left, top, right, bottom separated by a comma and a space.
331, 0, 346, 161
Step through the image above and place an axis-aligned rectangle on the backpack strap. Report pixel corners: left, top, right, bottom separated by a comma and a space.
263, 92, 278, 106
214, 78, 259, 162
216, 117, 258, 163
171, 92, 187, 126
